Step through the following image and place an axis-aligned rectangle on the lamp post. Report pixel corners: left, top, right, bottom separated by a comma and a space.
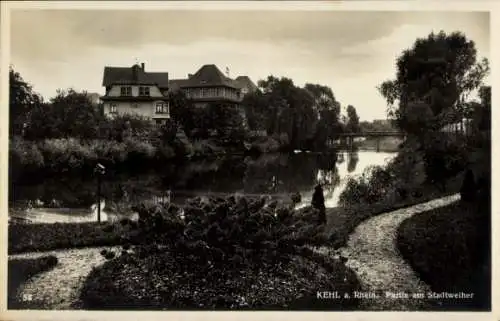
95, 163, 106, 223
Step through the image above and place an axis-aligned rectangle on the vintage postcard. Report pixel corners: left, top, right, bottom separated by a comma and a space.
1, 1, 497, 321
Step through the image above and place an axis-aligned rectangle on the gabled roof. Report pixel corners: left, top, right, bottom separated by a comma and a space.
102, 64, 169, 88
235, 76, 258, 92
181, 64, 239, 88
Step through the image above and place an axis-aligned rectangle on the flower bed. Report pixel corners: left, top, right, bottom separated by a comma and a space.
79, 196, 361, 310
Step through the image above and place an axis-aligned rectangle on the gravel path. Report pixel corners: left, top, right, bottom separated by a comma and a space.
340, 194, 460, 310
9, 246, 121, 310
9, 194, 460, 311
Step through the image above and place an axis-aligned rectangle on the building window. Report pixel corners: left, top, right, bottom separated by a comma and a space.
110, 104, 117, 114
155, 102, 170, 115
139, 86, 150, 96
120, 86, 132, 96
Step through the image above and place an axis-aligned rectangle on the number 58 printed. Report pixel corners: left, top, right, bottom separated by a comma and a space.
22, 293, 33, 302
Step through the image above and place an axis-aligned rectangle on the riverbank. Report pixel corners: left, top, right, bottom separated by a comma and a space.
9, 134, 292, 178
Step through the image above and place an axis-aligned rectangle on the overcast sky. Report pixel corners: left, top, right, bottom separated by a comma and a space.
10, 9, 490, 121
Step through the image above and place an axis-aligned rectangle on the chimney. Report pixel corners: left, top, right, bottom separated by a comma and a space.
141, 63, 145, 70
132, 64, 139, 81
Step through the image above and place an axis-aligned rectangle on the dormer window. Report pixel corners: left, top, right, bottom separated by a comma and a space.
120, 86, 132, 96
139, 86, 150, 96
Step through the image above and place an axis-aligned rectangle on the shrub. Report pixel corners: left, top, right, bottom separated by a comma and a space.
338, 165, 395, 206
37, 138, 99, 172
90, 139, 128, 166
8, 222, 128, 254
123, 138, 156, 163
397, 201, 490, 310
80, 196, 361, 309
191, 139, 225, 157
9, 137, 45, 176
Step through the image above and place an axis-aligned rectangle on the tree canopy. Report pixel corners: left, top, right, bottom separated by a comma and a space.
378, 31, 489, 136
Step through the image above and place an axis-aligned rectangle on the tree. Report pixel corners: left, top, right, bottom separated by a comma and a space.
345, 105, 360, 133
9, 67, 43, 137
24, 89, 103, 140
378, 31, 489, 135
168, 90, 196, 136
305, 83, 342, 149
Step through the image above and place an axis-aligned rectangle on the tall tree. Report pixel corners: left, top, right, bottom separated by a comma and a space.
345, 105, 360, 133
24, 89, 102, 140
378, 31, 489, 136
9, 67, 43, 137
168, 90, 196, 136
305, 83, 342, 149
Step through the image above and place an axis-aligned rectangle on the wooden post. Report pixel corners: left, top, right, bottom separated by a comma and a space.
97, 173, 101, 223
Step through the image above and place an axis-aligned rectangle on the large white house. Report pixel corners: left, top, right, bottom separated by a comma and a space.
100, 63, 171, 126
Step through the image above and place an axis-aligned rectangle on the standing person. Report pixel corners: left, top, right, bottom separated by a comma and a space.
311, 184, 326, 224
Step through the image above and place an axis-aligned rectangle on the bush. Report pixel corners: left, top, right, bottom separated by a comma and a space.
79, 196, 361, 310
123, 138, 156, 163
38, 138, 98, 172
191, 139, 225, 157
338, 165, 395, 206
8, 222, 128, 254
90, 139, 128, 166
8, 255, 58, 309
397, 201, 490, 310
9, 137, 45, 176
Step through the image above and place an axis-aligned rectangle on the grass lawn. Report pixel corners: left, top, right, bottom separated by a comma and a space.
8, 255, 59, 309
322, 175, 463, 250
396, 200, 490, 311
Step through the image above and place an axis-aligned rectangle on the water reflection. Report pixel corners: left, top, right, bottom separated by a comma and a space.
9, 151, 396, 223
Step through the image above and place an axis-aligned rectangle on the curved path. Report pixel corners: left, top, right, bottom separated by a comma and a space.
10, 194, 460, 311
9, 246, 121, 310
314, 194, 460, 310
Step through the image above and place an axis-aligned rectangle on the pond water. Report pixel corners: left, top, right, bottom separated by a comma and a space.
9, 151, 396, 223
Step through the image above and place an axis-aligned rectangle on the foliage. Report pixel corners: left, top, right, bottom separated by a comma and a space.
420, 133, 469, 191
397, 201, 490, 310
37, 138, 98, 172
9, 136, 45, 177
191, 139, 226, 158
79, 196, 361, 309
8, 222, 129, 254
8, 255, 59, 309
359, 119, 397, 133
345, 105, 360, 133
378, 31, 490, 135
24, 89, 103, 141
246, 136, 282, 154
9, 67, 43, 137
339, 165, 396, 206
242, 77, 345, 151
